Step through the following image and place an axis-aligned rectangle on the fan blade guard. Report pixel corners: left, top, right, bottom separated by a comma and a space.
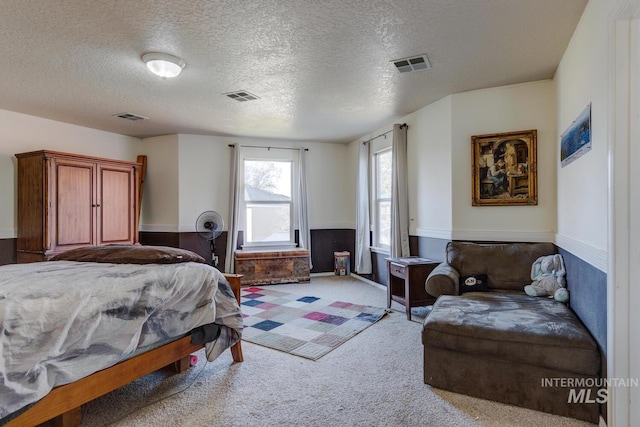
195, 210, 225, 240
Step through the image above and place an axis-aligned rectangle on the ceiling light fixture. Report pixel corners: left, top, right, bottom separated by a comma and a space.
141, 52, 186, 78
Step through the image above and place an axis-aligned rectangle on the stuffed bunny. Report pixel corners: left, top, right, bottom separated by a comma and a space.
524, 254, 569, 303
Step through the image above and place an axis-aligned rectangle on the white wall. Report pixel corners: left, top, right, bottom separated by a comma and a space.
303, 141, 354, 229
349, 80, 557, 243
137, 134, 180, 231
555, 1, 638, 425
0, 109, 140, 238
176, 135, 231, 232
405, 96, 453, 239
0, 108, 354, 237
451, 80, 557, 241
554, 0, 610, 270
140, 134, 355, 233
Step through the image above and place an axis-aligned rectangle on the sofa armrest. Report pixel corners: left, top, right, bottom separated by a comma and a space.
425, 263, 460, 297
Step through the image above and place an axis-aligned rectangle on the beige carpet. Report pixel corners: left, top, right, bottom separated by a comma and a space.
79, 275, 596, 427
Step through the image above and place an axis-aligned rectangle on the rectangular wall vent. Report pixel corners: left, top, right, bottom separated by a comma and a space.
113, 112, 148, 121
224, 90, 260, 101
391, 54, 431, 73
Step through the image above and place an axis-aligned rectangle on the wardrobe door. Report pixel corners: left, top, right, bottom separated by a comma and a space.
97, 163, 137, 245
53, 158, 96, 251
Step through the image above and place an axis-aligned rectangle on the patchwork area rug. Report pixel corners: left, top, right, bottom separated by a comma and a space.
240, 286, 388, 360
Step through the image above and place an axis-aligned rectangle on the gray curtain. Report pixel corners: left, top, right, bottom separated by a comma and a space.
224, 144, 241, 273
355, 141, 372, 274
297, 148, 313, 269
390, 124, 410, 258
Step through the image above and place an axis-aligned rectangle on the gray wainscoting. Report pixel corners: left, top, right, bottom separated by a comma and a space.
139, 229, 356, 275
0, 238, 16, 265
559, 247, 607, 355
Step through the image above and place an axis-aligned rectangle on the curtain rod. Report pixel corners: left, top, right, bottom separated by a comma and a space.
362, 123, 407, 144
228, 144, 309, 151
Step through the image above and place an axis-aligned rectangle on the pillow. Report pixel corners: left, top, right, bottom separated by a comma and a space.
50, 245, 207, 265
459, 274, 489, 294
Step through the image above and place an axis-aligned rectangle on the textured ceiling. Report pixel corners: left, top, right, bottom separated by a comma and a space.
0, 0, 587, 143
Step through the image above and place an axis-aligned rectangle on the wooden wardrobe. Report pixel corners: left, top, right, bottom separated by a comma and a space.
15, 150, 141, 263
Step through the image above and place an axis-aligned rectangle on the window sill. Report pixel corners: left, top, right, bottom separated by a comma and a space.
370, 246, 390, 255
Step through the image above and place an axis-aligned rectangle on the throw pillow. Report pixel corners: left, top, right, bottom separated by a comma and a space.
50, 244, 207, 264
459, 274, 489, 294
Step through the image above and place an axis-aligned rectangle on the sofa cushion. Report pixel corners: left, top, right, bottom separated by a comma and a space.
422, 293, 600, 376
446, 241, 557, 291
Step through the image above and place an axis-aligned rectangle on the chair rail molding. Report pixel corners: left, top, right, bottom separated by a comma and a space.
0, 230, 16, 239
139, 225, 181, 233
413, 227, 452, 240
554, 234, 607, 273
452, 229, 555, 243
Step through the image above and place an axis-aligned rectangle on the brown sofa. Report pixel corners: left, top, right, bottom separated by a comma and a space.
425, 241, 557, 297
422, 242, 601, 422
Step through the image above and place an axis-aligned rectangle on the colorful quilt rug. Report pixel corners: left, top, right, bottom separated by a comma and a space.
240, 286, 388, 360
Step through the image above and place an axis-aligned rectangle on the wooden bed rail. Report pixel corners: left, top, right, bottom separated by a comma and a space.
225, 274, 244, 363
6, 274, 244, 427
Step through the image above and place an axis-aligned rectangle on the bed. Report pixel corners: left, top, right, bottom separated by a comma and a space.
0, 245, 244, 427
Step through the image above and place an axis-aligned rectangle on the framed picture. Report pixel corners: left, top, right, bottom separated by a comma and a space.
471, 129, 538, 206
561, 103, 591, 167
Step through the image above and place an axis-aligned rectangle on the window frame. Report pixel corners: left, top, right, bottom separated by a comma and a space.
239, 148, 299, 249
371, 144, 392, 252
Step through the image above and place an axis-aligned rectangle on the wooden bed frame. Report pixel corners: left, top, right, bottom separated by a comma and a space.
6, 274, 244, 427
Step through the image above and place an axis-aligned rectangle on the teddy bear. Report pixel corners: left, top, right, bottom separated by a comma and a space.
524, 254, 569, 303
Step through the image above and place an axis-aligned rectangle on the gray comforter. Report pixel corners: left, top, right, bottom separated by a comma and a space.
0, 261, 243, 420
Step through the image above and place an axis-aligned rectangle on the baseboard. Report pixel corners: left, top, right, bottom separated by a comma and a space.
310, 272, 385, 291
351, 273, 386, 291
310, 272, 335, 277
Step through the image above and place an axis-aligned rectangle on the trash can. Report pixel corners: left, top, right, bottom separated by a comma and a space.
334, 251, 350, 276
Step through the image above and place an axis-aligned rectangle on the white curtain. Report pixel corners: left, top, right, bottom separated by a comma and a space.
225, 144, 241, 273
355, 141, 372, 274
390, 124, 410, 258
297, 148, 313, 269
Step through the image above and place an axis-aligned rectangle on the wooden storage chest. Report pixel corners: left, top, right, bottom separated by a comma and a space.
235, 248, 310, 285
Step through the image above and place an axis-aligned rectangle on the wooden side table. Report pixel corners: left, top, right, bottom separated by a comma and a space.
386, 257, 438, 320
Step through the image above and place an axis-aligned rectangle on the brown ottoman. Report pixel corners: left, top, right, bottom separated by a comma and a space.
422, 293, 601, 422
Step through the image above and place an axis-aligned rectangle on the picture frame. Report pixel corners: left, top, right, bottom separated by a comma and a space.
561, 103, 591, 167
471, 129, 537, 206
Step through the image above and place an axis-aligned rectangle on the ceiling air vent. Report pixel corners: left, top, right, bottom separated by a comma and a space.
224, 90, 260, 102
113, 112, 148, 121
391, 54, 431, 73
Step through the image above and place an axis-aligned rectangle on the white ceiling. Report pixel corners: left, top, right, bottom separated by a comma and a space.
0, 0, 587, 143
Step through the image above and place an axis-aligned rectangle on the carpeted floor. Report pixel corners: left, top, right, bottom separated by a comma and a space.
241, 285, 388, 360
79, 275, 597, 427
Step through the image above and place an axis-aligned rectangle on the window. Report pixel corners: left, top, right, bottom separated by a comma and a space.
241, 150, 298, 248
373, 148, 392, 249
